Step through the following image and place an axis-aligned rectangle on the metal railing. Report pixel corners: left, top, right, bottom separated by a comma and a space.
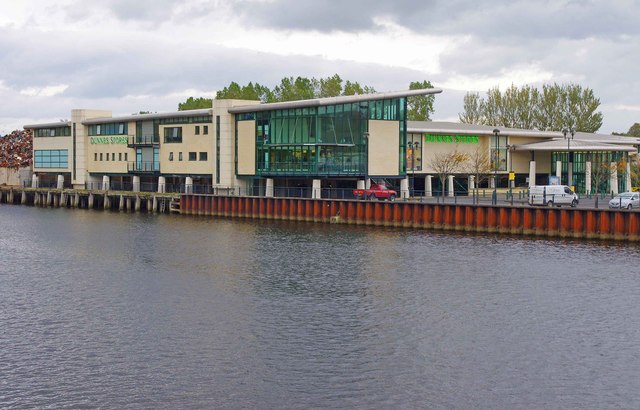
127, 161, 160, 173
128, 135, 159, 146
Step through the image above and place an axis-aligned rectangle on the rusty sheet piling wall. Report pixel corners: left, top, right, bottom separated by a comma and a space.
180, 194, 640, 241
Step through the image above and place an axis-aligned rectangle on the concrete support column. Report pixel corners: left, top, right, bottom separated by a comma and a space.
425, 175, 433, 197
447, 175, 455, 197
265, 178, 274, 198
585, 161, 592, 195
610, 162, 618, 195
32, 174, 39, 188
158, 176, 166, 193
625, 161, 632, 192
102, 175, 110, 191
57, 175, 64, 190
357, 180, 365, 190
556, 160, 562, 181
468, 175, 475, 191
135, 195, 141, 212
132, 176, 141, 192
528, 161, 536, 187
490, 175, 496, 189
185, 177, 193, 194
400, 177, 409, 199
88, 193, 94, 209
312, 179, 321, 199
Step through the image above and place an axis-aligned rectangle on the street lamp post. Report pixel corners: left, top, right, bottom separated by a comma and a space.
493, 128, 500, 205
563, 127, 575, 188
363, 131, 369, 196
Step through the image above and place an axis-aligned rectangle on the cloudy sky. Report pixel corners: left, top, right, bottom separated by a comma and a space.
1, 0, 639, 135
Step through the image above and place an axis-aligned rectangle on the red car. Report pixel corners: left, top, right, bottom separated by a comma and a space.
353, 183, 397, 201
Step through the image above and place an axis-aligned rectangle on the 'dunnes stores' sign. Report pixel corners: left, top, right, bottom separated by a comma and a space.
424, 133, 479, 144
90, 136, 129, 145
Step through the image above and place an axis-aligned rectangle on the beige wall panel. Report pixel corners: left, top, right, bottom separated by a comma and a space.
71, 109, 112, 186
159, 124, 214, 175
33, 136, 72, 173
368, 120, 399, 176
237, 120, 256, 175
421, 135, 489, 174
87, 136, 134, 174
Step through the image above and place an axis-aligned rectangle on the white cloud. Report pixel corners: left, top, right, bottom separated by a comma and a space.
19, 84, 69, 97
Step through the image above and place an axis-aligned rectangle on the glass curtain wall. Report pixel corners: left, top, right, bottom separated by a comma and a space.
238, 98, 406, 178
552, 151, 625, 193
490, 135, 508, 172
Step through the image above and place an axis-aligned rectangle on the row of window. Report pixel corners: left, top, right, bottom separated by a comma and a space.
163, 126, 209, 143
168, 152, 208, 161
35, 127, 71, 137
34, 149, 68, 168
89, 122, 128, 136
94, 152, 129, 162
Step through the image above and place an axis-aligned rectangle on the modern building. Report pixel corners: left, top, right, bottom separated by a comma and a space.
24, 88, 639, 197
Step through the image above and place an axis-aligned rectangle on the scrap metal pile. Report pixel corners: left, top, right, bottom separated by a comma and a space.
0, 130, 33, 169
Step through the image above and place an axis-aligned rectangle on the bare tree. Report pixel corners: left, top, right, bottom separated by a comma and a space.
465, 145, 492, 201
428, 147, 469, 198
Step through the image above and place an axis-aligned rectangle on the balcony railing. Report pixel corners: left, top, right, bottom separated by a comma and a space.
127, 161, 160, 173
128, 135, 159, 146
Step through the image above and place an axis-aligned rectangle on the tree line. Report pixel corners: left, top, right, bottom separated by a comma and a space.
178, 75, 436, 121
459, 83, 603, 133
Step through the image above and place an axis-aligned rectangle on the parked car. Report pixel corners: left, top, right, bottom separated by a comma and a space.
609, 192, 640, 209
353, 183, 397, 201
528, 185, 578, 207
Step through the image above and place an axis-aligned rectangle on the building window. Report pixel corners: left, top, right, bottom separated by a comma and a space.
179, 152, 183, 161
199, 152, 208, 161
106, 153, 109, 161
94, 153, 98, 161
203, 125, 209, 135
88, 122, 127, 136
124, 153, 128, 162
112, 153, 115, 161
100, 153, 103, 161
169, 152, 174, 161
188, 152, 197, 161
119, 153, 122, 161
164, 127, 182, 143
35, 127, 71, 137
34, 149, 69, 168
195, 126, 200, 135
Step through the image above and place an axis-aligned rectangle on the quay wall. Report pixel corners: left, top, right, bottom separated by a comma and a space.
180, 194, 640, 241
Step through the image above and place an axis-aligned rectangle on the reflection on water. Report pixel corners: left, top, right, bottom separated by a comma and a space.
1, 205, 640, 408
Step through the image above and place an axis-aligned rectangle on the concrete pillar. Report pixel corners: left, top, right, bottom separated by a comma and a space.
185, 177, 193, 194
53, 194, 59, 207
610, 162, 618, 195
312, 179, 321, 199
152, 196, 158, 213
119, 195, 125, 211
556, 160, 562, 181
102, 175, 110, 191
104, 194, 111, 210
135, 195, 141, 212
447, 175, 455, 197
46, 191, 52, 206
425, 175, 433, 197
88, 193, 94, 209
365, 178, 371, 190
626, 161, 632, 192
265, 178, 274, 197
32, 174, 39, 188
400, 177, 409, 199
8, 190, 14, 204
490, 175, 496, 189
74, 193, 80, 208
357, 180, 365, 190
585, 161, 592, 195
468, 175, 475, 191
132, 176, 141, 192
57, 175, 64, 190
158, 176, 166, 193
21, 191, 27, 205
528, 161, 536, 187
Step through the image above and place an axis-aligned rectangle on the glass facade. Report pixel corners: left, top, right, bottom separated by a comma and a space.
34, 149, 68, 168
237, 98, 406, 177
552, 151, 626, 193
88, 122, 127, 136
490, 135, 508, 172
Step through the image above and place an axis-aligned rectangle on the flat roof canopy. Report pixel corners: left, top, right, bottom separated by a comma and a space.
513, 139, 637, 152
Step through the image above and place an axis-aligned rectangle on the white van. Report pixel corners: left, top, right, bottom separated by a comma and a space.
528, 185, 579, 207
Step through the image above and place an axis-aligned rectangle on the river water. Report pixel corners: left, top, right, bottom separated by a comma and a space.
1, 205, 640, 409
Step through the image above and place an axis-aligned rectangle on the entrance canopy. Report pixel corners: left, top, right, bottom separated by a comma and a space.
513, 139, 638, 152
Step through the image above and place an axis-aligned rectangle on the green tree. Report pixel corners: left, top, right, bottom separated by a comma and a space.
460, 83, 603, 132
319, 74, 343, 98
178, 96, 212, 110
407, 80, 435, 121
627, 123, 640, 138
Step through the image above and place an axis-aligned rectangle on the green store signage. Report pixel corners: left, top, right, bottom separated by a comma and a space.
90, 136, 129, 145
424, 133, 479, 144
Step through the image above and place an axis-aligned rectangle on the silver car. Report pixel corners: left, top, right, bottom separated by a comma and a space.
609, 192, 640, 209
